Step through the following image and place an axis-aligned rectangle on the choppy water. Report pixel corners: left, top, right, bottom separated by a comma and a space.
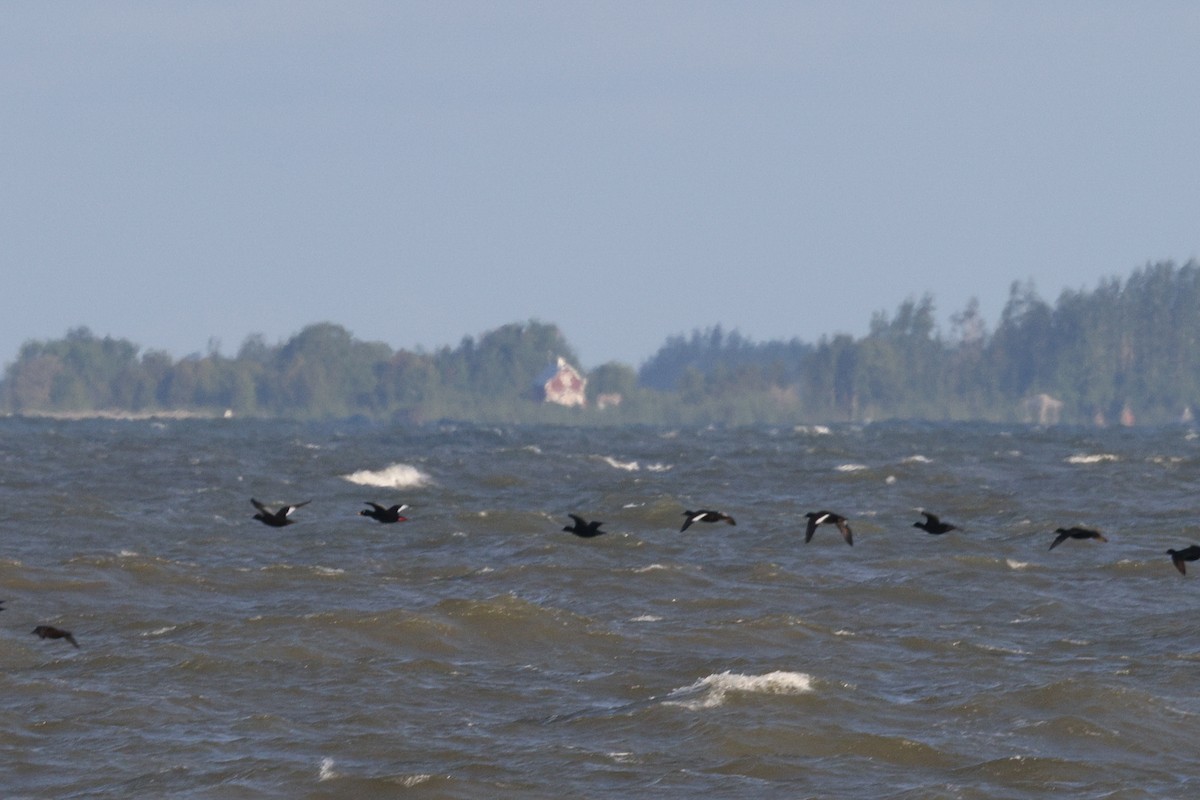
2, 417, 1200, 798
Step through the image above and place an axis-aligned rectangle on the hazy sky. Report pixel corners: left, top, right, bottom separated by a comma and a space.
3, 2, 1198, 369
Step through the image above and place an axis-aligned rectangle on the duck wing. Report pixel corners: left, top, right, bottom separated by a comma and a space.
804, 515, 818, 543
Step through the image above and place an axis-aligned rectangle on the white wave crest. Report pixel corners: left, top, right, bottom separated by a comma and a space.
1006, 559, 1031, 570
664, 670, 814, 710
341, 463, 431, 489
902, 455, 932, 464
836, 463, 868, 472
599, 455, 640, 471
1066, 453, 1119, 464
595, 455, 672, 472
318, 757, 338, 781
794, 425, 832, 435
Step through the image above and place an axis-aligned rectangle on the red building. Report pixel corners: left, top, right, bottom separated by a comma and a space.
534, 357, 587, 408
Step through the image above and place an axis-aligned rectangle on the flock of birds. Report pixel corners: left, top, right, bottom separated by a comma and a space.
18, 496, 1200, 652
255, 498, 1200, 575
569, 506, 1200, 575
252, 498, 1200, 574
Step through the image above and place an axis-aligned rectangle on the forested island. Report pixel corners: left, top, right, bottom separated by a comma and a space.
4, 260, 1199, 426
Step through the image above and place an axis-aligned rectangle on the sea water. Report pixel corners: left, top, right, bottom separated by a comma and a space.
1, 417, 1199, 798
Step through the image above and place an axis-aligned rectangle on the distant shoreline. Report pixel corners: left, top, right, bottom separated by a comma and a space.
9, 409, 230, 421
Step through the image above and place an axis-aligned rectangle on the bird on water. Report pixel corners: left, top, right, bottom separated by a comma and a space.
563, 514, 606, 538
1167, 545, 1200, 575
32, 625, 79, 648
680, 509, 736, 532
251, 498, 311, 527
913, 511, 957, 534
1049, 526, 1108, 550
805, 511, 853, 546
360, 502, 410, 523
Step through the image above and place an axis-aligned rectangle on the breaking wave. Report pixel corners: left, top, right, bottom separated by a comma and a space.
663, 670, 814, 710
341, 463, 431, 489
596, 455, 673, 472
1066, 454, 1120, 464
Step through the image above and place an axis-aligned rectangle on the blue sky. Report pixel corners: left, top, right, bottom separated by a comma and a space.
3, 2, 1198, 369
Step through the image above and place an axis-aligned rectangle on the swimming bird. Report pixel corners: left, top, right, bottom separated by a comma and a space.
913, 511, 957, 534
805, 511, 853, 546
32, 625, 79, 648
251, 498, 311, 527
360, 502, 410, 523
563, 514, 606, 538
1167, 545, 1200, 575
680, 509, 736, 532
1049, 526, 1108, 550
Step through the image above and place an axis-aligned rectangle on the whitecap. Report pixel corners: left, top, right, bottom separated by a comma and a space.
902, 455, 932, 464
144, 625, 178, 637
1066, 453, 1120, 464
398, 775, 432, 788
630, 615, 663, 622
976, 642, 1029, 656
835, 463, 868, 472
1006, 559, 1031, 570
318, 758, 338, 781
645, 463, 673, 472
634, 564, 670, 573
794, 425, 832, 435
598, 455, 640, 471
664, 670, 814, 710
341, 463, 431, 489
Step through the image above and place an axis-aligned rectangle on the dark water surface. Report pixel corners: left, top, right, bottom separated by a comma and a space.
2, 418, 1199, 798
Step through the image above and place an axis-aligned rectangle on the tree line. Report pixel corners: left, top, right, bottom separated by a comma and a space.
4, 260, 1199, 425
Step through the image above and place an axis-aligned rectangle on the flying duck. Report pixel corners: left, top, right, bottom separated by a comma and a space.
360, 502, 410, 523
680, 509, 736, 532
805, 511, 853, 546
251, 498, 311, 528
913, 511, 957, 534
1049, 526, 1107, 550
32, 625, 79, 648
1167, 545, 1200, 575
563, 514, 606, 538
